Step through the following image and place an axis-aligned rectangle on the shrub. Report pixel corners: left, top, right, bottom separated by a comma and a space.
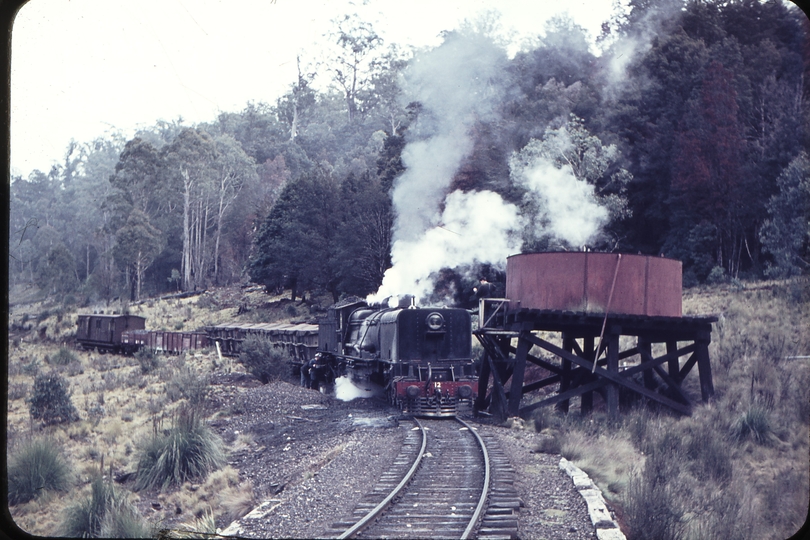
8, 382, 28, 401
50, 346, 79, 365
134, 407, 226, 491
8, 437, 71, 505
136, 347, 160, 375
622, 437, 685, 540
27, 372, 80, 425
238, 335, 290, 384
685, 420, 732, 484
731, 404, 772, 444
165, 366, 209, 405
62, 474, 151, 538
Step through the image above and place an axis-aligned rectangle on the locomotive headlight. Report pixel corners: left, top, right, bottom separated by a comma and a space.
406, 385, 421, 398
426, 312, 445, 331
458, 385, 473, 399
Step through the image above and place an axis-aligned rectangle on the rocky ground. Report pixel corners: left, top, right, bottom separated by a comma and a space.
135, 376, 605, 539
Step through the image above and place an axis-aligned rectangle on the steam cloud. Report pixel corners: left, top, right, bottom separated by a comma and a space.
373, 190, 522, 302
369, 32, 515, 304
514, 158, 608, 247
369, 30, 612, 305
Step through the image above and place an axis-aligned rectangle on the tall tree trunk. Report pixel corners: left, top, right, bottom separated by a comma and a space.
182, 168, 193, 291
135, 251, 142, 302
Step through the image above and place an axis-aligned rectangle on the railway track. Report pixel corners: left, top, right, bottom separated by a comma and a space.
329, 417, 521, 539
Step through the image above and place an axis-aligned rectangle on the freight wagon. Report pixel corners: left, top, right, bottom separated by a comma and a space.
75, 313, 146, 353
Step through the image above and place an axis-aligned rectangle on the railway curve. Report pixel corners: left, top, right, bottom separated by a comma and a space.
329, 417, 520, 539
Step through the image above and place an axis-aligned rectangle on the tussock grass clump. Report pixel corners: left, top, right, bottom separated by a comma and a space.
238, 335, 291, 383
8, 437, 71, 505
62, 474, 152, 538
134, 407, 226, 491
170, 507, 217, 539
622, 431, 686, 540
730, 404, 772, 444
27, 372, 80, 425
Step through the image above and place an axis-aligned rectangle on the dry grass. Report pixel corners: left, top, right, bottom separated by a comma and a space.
559, 429, 638, 498
5, 286, 295, 536
525, 279, 809, 540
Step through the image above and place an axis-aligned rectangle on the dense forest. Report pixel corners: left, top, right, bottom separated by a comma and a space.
9, 0, 810, 306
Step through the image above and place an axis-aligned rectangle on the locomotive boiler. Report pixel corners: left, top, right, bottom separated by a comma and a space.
318, 298, 478, 417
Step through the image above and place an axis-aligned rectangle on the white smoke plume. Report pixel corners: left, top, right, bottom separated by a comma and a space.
371, 190, 522, 302
368, 31, 516, 304
334, 376, 384, 401
514, 158, 608, 247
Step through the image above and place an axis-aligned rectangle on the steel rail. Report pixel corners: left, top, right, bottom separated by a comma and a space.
456, 417, 491, 540
336, 418, 427, 539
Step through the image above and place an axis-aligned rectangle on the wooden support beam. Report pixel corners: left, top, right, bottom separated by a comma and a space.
666, 341, 679, 380
679, 352, 698, 380
521, 378, 606, 414
606, 332, 620, 420
508, 332, 531, 417
652, 364, 692, 406
506, 345, 563, 375
696, 336, 714, 402
637, 347, 692, 407
475, 350, 491, 413
522, 333, 692, 415
582, 336, 594, 414
521, 374, 561, 393
487, 353, 508, 419
558, 333, 574, 413
639, 337, 655, 390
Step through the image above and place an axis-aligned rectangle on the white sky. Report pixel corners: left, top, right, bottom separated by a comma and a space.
10, 0, 619, 178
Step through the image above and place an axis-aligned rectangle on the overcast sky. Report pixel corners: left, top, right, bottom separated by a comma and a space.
10, 0, 620, 178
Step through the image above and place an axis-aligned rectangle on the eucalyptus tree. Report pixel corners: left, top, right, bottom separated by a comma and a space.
326, 13, 384, 123
760, 152, 810, 278
113, 210, 163, 301
162, 128, 218, 291
210, 134, 258, 284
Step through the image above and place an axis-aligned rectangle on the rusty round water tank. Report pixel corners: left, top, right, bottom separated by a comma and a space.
505, 252, 682, 317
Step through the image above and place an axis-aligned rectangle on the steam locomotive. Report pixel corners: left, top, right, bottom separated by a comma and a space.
75, 298, 478, 417
317, 298, 478, 417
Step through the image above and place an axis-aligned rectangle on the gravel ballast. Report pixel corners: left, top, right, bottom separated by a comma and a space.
143, 377, 618, 538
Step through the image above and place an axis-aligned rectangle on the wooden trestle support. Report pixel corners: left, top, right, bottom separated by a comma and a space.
474, 300, 718, 420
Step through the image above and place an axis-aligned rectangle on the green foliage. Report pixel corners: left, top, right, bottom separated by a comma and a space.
248, 169, 341, 300
622, 432, 686, 540
27, 372, 80, 425
706, 266, 728, 285
62, 474, 151, 538
49, 346, 79, 366
165, 365, 209, 405
238, 335, 291, 384
134, 407, 226, 491
35, 243, 80, 296
113, 209, 164, 301
136, 347, 160, 375
7, 438, 71, 505
760, 152, 810, 278
334, 171, 393, 297
684, 418, 732, 484
730, 404, 772, 444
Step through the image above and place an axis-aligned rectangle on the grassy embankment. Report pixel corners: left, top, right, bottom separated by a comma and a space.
525, 279, 809, 540
6, 285, 318, 537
